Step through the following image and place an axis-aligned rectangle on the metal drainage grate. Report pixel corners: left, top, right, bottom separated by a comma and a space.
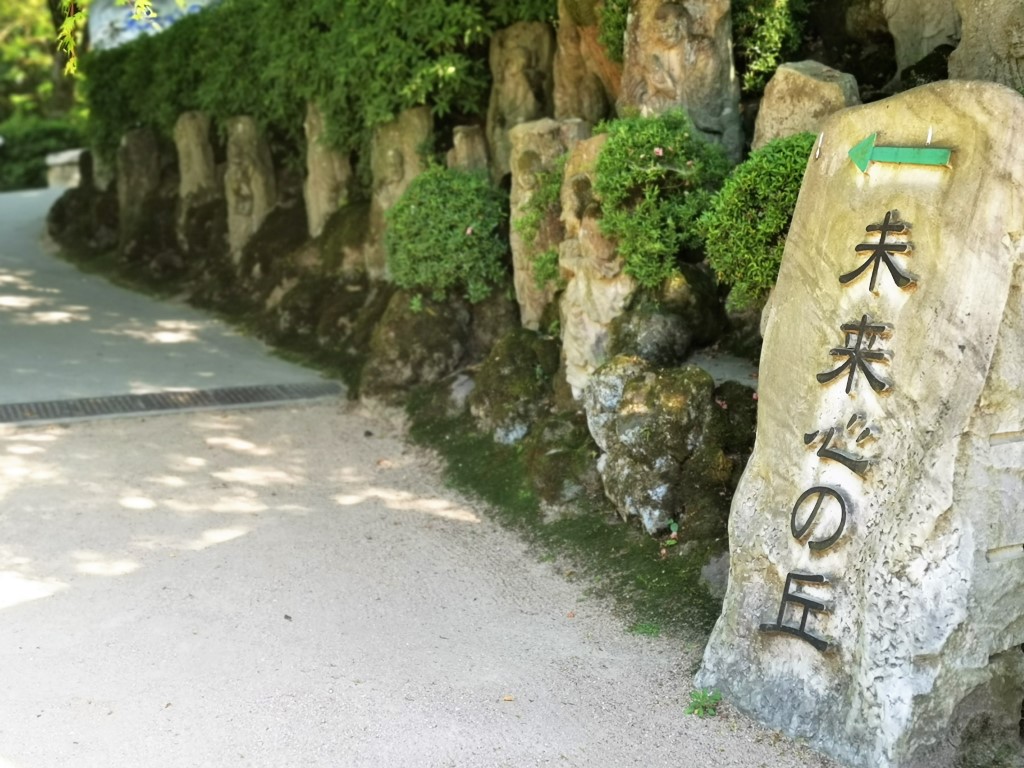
0, 381, 343, 426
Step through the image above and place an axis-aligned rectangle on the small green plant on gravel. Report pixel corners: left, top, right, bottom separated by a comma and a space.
594, 110, 730, 289
732, 0, 811, 94
699, 131, 816, 310
685, 688, 722, 718
386, 165, 509, 305
629, 620, 662, 637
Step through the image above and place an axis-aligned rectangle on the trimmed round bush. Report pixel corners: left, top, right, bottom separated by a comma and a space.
385, 166, 508, 304
699, 131, 816, 310
594, 110, 730, 289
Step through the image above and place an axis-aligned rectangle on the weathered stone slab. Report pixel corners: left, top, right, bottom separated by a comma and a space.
885, 0, 959, 74
225, 116, 277, 260
486, 22, 556, 181
618, 0, 742, 161
446, 125, 490, 172
557, 134, 638, 397
697, 81, 1024, 768
509, 118, 590, 330
752, 61, 860, 151
173, 111, 220, 253
948, 0, 1024, 93
365, 106, 432, 279
116, 127, 161, 257
552, 0, 620, 123
303, 102, 352, 238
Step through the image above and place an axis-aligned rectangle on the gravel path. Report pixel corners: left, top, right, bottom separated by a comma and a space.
0, 403, 839, 768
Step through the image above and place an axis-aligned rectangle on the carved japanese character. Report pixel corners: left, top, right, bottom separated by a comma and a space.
790, 486, 849, 551
840, 210, 915, 292
817, 314, 893, 394
804, 413, 877, 476
759, 573, 830, 652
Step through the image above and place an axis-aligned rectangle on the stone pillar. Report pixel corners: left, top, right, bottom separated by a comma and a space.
508, 118, 590, 330
303, 102, 352, 238
697, 81, 1024, 768
173, 111, 219, 250
364, 106, 433, 279
224, 116, 277, 260
552, 0, 621, 123
116, 127, 161, 258
949, 0, 1024, 92
618, 0, 742, 162
446, 126, 490, 172
486, 22, 556, 181
557, 134, 636, 398
752, 61, 860, 150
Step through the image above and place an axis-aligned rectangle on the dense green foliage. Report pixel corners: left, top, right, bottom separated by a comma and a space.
0, 113, 84, 190
598, 0, 630, 63
385, 166, 509, 304
733, 0, 810, 93
699, 131, 815, 309
81, 0, 557, 163
0, 3, 55, 120
594, 111, 730, 288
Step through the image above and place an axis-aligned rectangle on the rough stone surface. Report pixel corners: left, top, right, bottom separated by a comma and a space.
303, 102, 352, 239
509, 118, 591, 330
360, 291, 469, 402
697, 81, 1024, 768
557, 134, 637, 398
583, 357, 734, 534
752, 61, 861, 151
173, 111, 220, 255
618, 0, 742, 161
446, 125, 490, 172
486, 22, 556, 181
468, 328, 560, 444
116, 128, 162, 258
948, 0, 1024, 92
885, 0, 959, 74
224, 116, 277, 261
365, 107, 433, 278
173, 112, 218, 204
608, 265, 725, 365
553, 0, 620, 122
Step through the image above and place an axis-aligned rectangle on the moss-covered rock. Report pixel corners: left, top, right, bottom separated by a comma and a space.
521, 411, 603, 506
609, 264, 726, 366
468, 327, 560, 443
583, 355, 747, 535
320, 201, 371, 274
360, 290, 470, 403
237, 201, 310, 299
466, 282, 521, 363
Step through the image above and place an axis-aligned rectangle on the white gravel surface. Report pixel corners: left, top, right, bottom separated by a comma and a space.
0, 402, 840, 768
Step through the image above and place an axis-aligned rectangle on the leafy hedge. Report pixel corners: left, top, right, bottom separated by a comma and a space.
0, 114, 84, 191
733, 0, 810, 94
81, 0, 557, 163
699, 131, 815, 309
594, 110, 730, 289
385, 166, 509, 304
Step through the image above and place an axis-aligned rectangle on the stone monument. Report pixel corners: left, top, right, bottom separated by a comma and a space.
224, 116, 277, 261
698, 81, 1024, 768
303, 102, 352, 238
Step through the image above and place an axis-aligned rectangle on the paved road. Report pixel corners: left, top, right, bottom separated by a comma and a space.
0, 190, 834, 767
0, 189, 326, 406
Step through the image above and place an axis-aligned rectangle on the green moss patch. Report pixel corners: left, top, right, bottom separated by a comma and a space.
407, 385, 724, 639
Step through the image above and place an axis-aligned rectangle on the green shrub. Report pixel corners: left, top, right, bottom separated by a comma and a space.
598, 0, 630, 63
699, 131, 815, 310
385, 166, 509, 304
81, 0, 559, 163
594, 110, 730, 289
733, 0, 810, 94
0, 114, 84, 191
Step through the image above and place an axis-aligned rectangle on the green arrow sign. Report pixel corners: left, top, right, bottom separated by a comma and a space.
848, 133, 951, 172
